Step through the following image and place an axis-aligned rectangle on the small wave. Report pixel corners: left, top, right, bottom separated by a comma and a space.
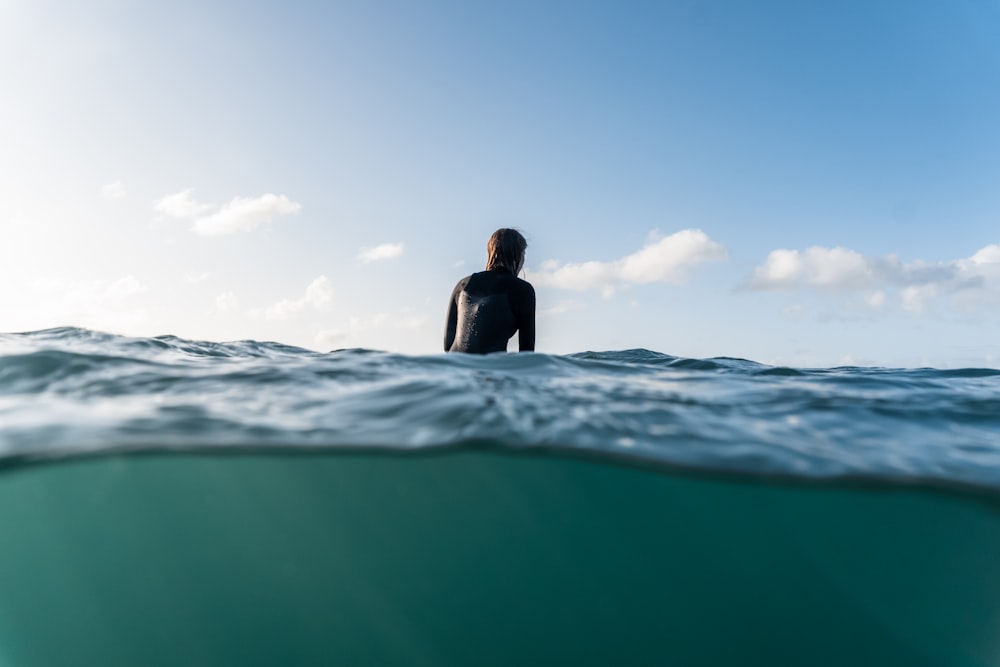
752, 366, 806, 377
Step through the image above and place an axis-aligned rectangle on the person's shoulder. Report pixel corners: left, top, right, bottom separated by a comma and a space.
459, 271, 487, 288
511, 276, 535, 296
451, 274, 472, 293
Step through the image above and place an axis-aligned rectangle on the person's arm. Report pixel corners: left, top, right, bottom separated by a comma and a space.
517, 282, 536, 352
444, 284, 460, 352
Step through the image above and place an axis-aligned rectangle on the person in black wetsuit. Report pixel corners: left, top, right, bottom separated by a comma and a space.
444, 228, 536, 353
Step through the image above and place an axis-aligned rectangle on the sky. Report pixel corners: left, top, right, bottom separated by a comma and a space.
1, 0, 998, 367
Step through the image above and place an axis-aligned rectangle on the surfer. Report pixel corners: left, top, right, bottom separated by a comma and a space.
444, 228, 536, 353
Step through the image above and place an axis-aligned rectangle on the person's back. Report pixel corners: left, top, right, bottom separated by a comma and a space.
444, 229, 535, 354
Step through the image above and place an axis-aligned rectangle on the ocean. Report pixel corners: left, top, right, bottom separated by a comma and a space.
1, 327, 999, 666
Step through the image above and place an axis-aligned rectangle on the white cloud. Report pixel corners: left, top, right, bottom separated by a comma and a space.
969, 244, 1000, 265
358, 242, 404, 263
866, 290, 887, 309
535, 259, 616, 293
748, 246, 873, 289
746, 243, 1000, 314
303, 276, 334, 308
958, 244, 1000, 285
250, 276, 333, 320
618, 230, 727, 283
901, 284, 939, 313
102, 181, 126, 199
753, 249, 803, 286
216, 291, 239, 313
154, 190, 301, 236
540, 300, 585, 316
155, 189, 213, 219
744, 245, 983, 292
531, 229, 726, 295
194, 194, 301, 236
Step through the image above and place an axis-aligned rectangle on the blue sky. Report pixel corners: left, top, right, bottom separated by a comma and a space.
1, 0, 998, 366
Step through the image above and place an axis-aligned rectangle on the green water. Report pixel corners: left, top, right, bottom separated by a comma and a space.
0, 449, 998, 666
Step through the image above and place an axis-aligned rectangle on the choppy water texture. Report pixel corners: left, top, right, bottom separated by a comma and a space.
2, 327, 1000, 666
2, 327, 999, 490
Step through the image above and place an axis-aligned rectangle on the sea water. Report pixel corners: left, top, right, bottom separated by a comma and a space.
1, 327, 999, 666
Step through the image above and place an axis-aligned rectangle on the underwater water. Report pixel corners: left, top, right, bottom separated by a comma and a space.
1, 327, 999, 666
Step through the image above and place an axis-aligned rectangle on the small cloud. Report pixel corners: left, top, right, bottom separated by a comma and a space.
618, 229, 727, 283
531, 229, 726, 294
250, 276, 333, 320
102, 181, 127, 200
303, 276, 333, 308
748, 249, 804, 287
901, 284, 938, 313
155, 189, 214, 219
968, 244, 1000, 265
452, 259, 467, 269
537, 259, 616, 292
747, 246, 872, 290
540, 300, 585, 316
957, 244, 1000, 287
358, 242, 404, 264
216, 291, 239, 313
154, 189, 302, 236
194, 194, 301, 236
866, 290, 886, 309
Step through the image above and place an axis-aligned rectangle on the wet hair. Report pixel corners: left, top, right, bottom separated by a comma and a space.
485, 228, 527, 274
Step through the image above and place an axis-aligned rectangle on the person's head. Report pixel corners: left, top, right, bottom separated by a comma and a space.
485, 228, 527, 274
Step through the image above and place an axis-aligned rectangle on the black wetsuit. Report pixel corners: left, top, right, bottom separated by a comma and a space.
444, 268, 536, 353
